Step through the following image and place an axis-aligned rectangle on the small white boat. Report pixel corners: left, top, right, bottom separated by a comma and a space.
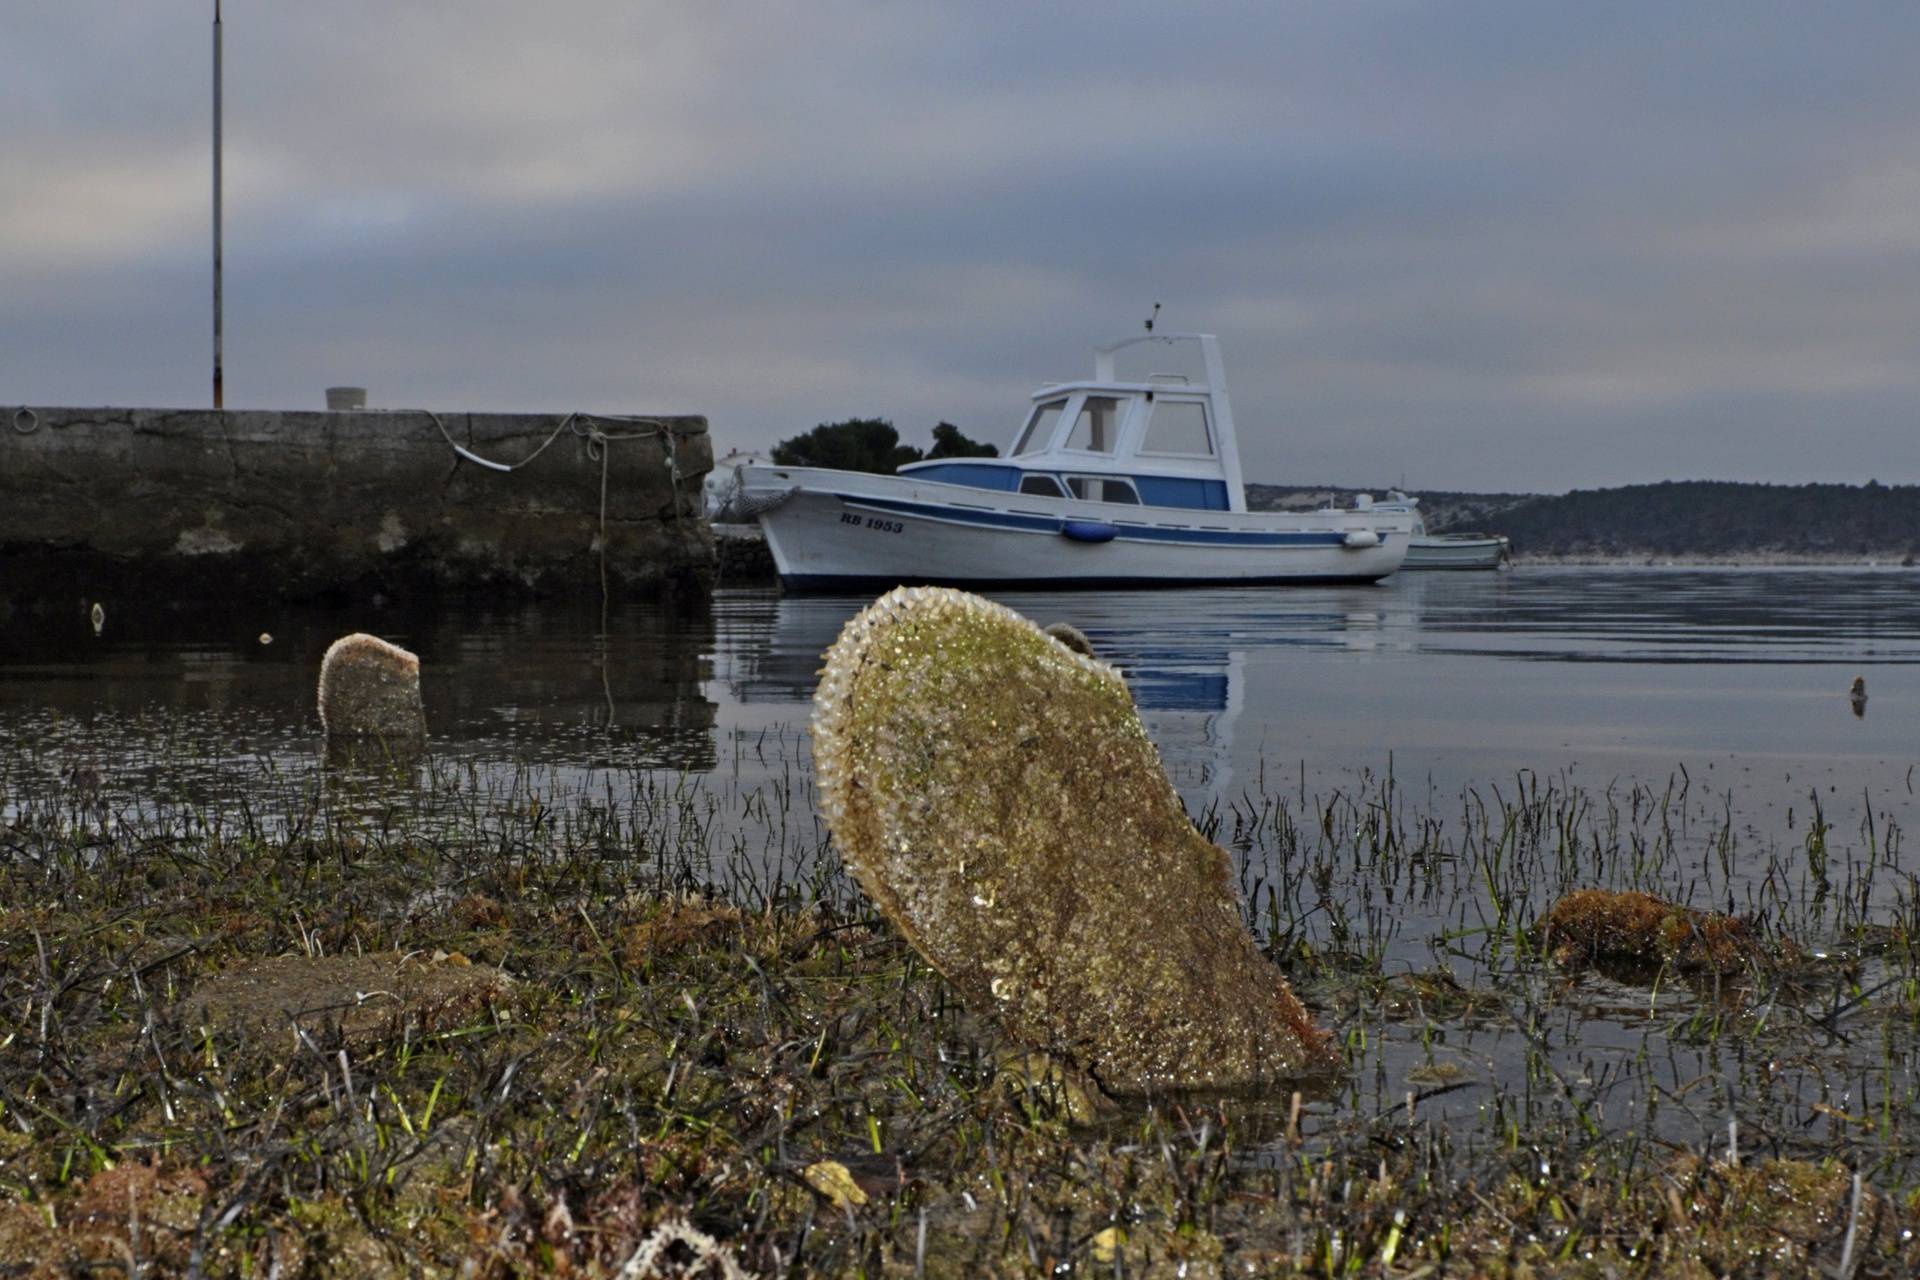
734, 333, 1412, 591
1374, 493, 1510, 570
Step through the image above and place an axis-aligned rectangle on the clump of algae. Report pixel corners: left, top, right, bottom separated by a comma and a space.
812, 586, 1334, 1094
1535, 888, 1786, 975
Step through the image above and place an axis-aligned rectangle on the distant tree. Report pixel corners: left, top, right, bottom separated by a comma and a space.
770, 418, 923, 474
926, 421, 999, 460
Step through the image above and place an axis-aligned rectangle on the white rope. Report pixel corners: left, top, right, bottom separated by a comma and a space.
420, 409, 667, 473
11, 408, 38, 435
419, 409, 684, 615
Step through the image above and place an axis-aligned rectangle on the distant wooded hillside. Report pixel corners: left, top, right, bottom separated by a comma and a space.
1247, 480, 1920, 561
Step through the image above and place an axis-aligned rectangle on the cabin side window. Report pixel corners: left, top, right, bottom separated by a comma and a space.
1140, 399, 1213, 456
1064, 397, 1125, 454
1012, 400, 1066, 456
1018, 474, 1066, 497
1065, 476, 1141, 505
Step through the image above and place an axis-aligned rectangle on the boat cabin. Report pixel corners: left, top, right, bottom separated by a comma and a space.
896, 333, 1249, 513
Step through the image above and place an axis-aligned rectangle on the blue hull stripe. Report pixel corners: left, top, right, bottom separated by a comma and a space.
835, 494, 1382, 549
782, 573, 1391, 592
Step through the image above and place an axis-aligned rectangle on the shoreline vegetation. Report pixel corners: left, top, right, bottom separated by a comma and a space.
1250, 480, 1920, 565
1514, 553, 1919, 567
3, 740, 1917, 1277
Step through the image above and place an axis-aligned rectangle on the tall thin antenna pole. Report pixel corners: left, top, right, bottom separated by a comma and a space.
212, 0, 224, 409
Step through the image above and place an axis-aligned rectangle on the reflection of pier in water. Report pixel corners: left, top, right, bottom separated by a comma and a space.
0, 600, 721, 810
426, 604, 718, 772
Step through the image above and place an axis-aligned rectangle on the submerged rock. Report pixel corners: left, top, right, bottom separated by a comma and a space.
317, 632, 427, 751
1534, 888, 1782, 975
812, 586, 1333, 1094
182, 949, 510, 1049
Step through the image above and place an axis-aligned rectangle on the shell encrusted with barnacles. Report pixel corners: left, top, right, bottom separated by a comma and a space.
317, 633, 427, 744
812, 586, 1334, 1094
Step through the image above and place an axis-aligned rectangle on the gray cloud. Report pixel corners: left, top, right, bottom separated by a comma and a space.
5, 2, 1919, 491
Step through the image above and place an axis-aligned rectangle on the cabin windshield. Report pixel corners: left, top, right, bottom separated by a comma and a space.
1012, 400, 1066, 456
1064, 397, 1125, 454
1140, 398, 1214, 456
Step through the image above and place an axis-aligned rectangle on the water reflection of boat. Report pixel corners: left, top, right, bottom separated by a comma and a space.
736, 333, 1412, 590
724, 590, 1400, 700
725, 593, 1285, 806
1128, 649, 1245, 805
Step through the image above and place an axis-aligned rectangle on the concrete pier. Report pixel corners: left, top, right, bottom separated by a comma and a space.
1, 405, 714, 610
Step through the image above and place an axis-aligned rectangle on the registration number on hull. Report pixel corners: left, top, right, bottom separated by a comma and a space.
840, 512, 903, 535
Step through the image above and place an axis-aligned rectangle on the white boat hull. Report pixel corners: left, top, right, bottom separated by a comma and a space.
1402, 535, 1510, 570
741, 466, 1409, 590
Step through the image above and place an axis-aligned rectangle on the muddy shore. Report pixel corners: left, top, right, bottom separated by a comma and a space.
3, 750, 1916, 1276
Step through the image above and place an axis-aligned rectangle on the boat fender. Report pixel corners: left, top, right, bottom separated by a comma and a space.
1061, 520, 1119, 544
1342, 529, 1382, 549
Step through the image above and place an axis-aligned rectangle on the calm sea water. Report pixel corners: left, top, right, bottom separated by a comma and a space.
7, 567, 1913, 837
6, 568, 1918, 1155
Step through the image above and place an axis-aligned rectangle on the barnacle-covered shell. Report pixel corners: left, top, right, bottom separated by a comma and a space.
812, 586, 1333, 1094
317, 633, 427, 745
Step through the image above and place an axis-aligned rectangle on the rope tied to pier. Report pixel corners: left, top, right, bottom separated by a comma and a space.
11, 408, 38, 435
421, 409, 688, 619
421, 408, 670, 475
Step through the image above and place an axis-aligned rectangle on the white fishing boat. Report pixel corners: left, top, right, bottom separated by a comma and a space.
1373, 493, 1511, 570
733, 333, 1412, 591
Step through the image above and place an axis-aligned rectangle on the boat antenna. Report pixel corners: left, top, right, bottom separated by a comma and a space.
1144, 302, 1160, 333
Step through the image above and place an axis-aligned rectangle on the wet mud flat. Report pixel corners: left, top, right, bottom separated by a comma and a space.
2, 744, 1919, 1277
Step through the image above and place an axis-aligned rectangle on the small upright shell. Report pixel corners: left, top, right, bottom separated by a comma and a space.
317, 633, 427, 746
1043, 622, 1096, 657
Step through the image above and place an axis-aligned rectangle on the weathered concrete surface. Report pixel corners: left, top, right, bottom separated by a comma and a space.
1, 405, 714, 608
711, 521, 778, 583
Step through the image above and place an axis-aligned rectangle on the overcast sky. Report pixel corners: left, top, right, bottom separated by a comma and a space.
5, 3, 1918, 492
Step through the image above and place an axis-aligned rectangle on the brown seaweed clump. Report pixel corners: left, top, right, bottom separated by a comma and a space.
811, 586, 1334, 1095
1535, 888, 1781, 975
317, 632, 427, 750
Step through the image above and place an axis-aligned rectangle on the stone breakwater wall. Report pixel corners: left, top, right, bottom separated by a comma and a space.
1, 405, 715, 609
711, 522, 777, 583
